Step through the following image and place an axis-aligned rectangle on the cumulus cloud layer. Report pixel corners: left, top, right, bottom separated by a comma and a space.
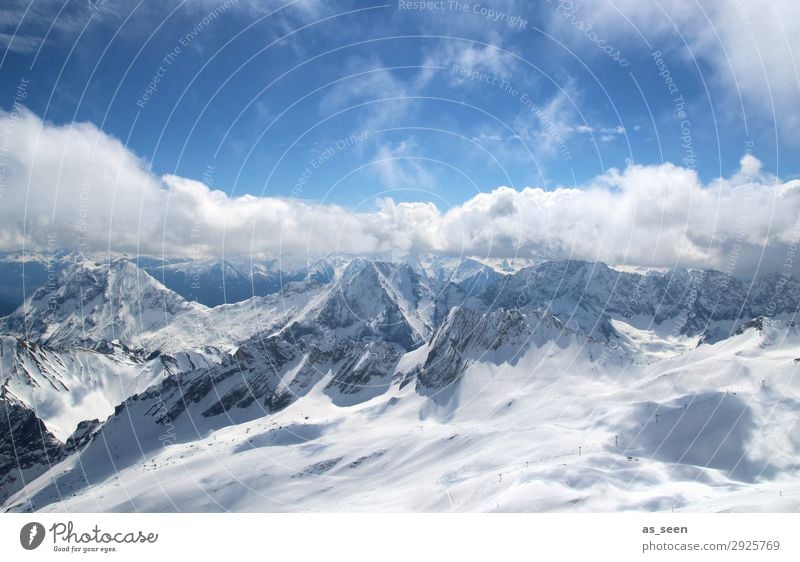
1, 108, 799, 275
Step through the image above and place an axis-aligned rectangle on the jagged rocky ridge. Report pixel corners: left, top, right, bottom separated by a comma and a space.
1, 256, 798, 511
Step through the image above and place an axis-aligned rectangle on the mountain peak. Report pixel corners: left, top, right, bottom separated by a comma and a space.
0, 259, 197, 351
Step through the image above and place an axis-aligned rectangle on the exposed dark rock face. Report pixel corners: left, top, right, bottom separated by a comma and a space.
415, 307, 569, 391
0, 402, 103, 505
63, 419, 102, 453
0, 401, 64, 504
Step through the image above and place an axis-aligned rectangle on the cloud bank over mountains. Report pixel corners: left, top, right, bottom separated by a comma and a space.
1, 108, 798, 275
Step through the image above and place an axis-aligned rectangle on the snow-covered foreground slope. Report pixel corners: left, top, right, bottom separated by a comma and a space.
0, 335, 235, 504
4, 318, 800, 513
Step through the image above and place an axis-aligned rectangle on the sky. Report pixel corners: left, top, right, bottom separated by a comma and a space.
0, 0, 799, 274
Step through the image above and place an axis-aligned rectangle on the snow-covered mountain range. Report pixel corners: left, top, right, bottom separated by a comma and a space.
1, 254, 798, 512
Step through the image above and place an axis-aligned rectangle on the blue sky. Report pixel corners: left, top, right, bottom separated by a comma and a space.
1, 0, 795, 205
1, 1, 799, 272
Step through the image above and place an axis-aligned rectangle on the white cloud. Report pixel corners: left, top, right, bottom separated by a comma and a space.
372, 139, 435, 191
0, 107, 375, 257
433, 39, 518, 80
316, 59, 439, 191
0, 32, 39, 54
318, 58, 412, 117
551, 0, 800, 134
511, 86, 577, 162
2, 108, 799, 276
0, 0, 117, 55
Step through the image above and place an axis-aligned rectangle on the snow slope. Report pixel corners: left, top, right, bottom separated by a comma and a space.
0, 336, 147, 440
4, 316, 799, 513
